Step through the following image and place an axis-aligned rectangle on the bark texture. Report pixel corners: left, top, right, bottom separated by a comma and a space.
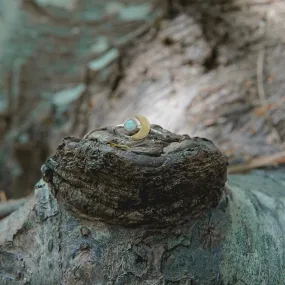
42, 126, 227, 226
2, 0, 285, 199
1, 127, 285, 285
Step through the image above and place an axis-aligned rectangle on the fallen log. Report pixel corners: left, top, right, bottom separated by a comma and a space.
0, 124, 284, 285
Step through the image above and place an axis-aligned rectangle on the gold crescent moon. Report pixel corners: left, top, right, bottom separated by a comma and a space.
131, 115, 151, 140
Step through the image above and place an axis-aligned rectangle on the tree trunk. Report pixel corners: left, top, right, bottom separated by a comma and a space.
1, 127, 284, 285
1, 1, 285, 283
2, 0, 285, 198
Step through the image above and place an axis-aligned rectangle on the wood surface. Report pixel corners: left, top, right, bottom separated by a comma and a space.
1, 126, 284, 285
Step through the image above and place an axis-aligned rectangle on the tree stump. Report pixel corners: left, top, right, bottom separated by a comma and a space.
1, 125, 285, 285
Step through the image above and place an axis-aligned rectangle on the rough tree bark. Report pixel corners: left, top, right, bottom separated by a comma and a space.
1, 126, 285, 285
2, 0, 285, 199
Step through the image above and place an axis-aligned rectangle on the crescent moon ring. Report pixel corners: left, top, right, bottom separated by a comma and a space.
113, 115, 162, 140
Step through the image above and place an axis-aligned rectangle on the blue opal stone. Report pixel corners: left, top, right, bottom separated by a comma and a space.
124, 119, 137, 132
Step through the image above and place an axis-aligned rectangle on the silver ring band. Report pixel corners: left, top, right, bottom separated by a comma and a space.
113, 115, 162, 140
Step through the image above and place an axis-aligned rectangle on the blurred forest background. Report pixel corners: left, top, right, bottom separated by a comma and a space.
1, 0, 285, 201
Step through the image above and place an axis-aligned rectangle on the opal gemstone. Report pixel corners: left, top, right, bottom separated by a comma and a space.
124, 119, 137, 132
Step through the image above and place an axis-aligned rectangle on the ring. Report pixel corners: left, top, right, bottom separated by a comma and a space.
113, 115, 161, 140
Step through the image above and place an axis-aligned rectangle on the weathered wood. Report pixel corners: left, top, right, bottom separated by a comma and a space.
41, 126, 227, 227
2, 0, 285, 200
90, 0, 285, 166
1, 126, 284, 285
0, 0, 165, 198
